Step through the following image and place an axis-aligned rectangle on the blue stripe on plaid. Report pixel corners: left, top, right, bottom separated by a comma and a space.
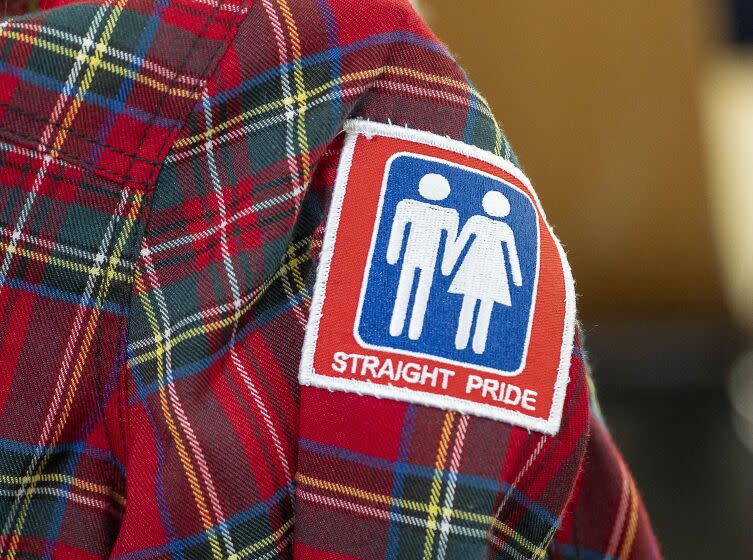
313, 0, 342, 124
0, 61, 181, 130
386, 403, 418, 560
298, 438, 559, 525
4, 278, 128, 315
113, 483, 295, 560
202, 31, 455, 108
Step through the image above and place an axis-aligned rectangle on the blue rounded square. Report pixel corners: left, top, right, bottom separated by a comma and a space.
356, 153, 539, 374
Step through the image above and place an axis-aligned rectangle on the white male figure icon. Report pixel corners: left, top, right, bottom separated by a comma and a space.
386, 173, 459, 340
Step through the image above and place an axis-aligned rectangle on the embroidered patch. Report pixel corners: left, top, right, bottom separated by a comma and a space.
300, 120, 575, 434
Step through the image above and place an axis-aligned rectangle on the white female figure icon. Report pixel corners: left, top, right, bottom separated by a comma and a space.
441, 190, 523, 354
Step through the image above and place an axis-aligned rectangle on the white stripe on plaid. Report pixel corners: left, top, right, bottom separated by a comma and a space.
0, 224, 136, 274
138, 183, 306, 257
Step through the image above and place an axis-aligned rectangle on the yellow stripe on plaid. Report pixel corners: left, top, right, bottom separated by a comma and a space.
0, 29, 199, 100
277, 0, 312, 186
296, 473, 547, 558
422, 411, 455, 560
0, 239, 132, 284
173, 65, 493, 151
134, 267, 225, 560
129, 237, 315, 367
285, 239, 309, 304
0, 473, 126, 506
56, 1, 127, 148
227, 516, 294, 560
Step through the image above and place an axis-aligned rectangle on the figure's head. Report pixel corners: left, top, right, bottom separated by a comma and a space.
482, 191, 510, 217
418, 173, 451, 201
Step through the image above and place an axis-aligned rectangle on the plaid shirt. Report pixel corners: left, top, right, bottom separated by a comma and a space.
0, 0, 660, 558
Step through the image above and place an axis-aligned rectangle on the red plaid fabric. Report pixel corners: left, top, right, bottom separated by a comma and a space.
0, 0, 660, 558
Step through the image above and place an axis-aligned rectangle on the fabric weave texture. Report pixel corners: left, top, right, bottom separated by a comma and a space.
0, 0, 660, 557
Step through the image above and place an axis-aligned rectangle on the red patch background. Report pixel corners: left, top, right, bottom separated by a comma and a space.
311, 133, 569, 424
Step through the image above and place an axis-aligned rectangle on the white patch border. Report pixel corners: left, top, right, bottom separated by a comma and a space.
300, 119, 576, 435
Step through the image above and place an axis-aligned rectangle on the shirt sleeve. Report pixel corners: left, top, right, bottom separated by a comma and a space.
116, 0, 661, 558
549, 366, 662, 559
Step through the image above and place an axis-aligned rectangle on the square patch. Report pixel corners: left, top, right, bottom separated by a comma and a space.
301, 120, 575, 434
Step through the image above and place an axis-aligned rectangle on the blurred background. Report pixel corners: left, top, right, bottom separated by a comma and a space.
416, 0, 753, 558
